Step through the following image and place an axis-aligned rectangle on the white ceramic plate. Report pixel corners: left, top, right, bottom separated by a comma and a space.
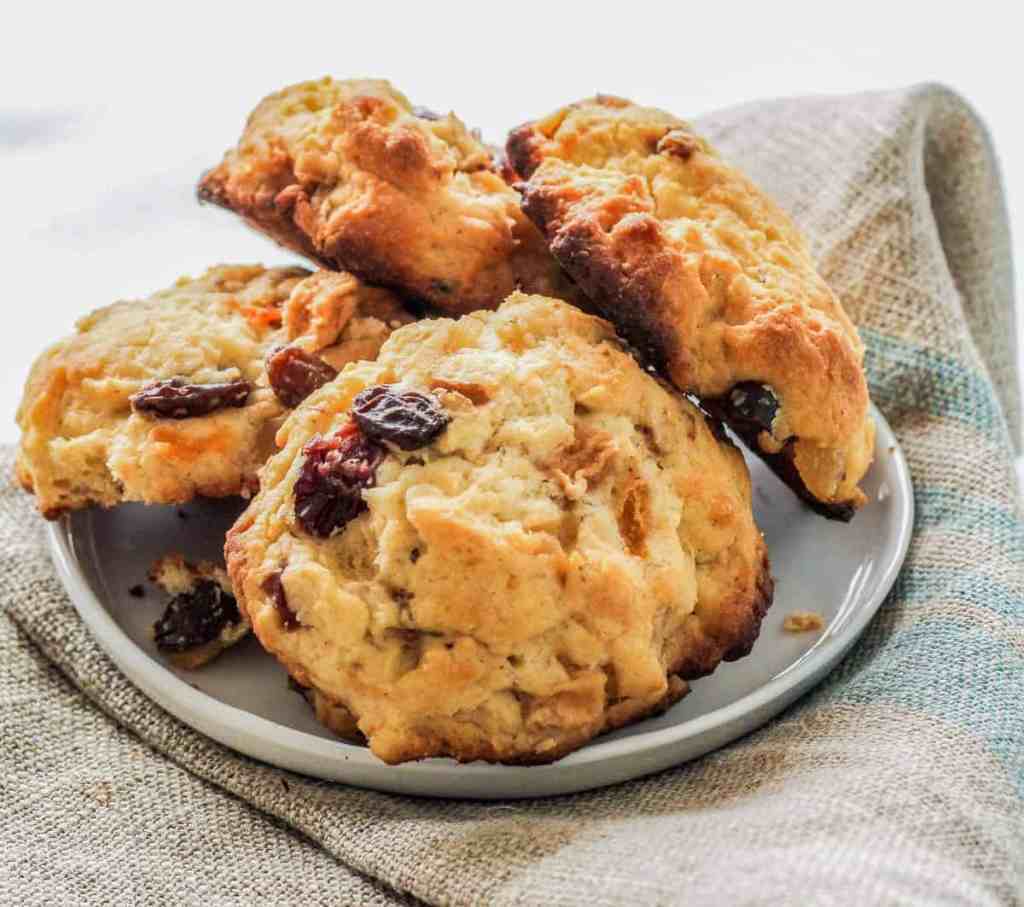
49, 405, 912, 799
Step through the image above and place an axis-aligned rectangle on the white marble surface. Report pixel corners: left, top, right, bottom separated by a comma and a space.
3, 2, 1020, 479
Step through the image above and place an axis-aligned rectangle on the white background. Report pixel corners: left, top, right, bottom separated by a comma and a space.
3, 1, 1020, 449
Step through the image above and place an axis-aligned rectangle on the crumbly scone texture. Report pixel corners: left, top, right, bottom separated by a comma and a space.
508, 96, 875, 517
150, 552, 233, 597
17, 264, 413, 518
149, 553, 249, 669
198, 77, 576, 315
226, 294, 772, 765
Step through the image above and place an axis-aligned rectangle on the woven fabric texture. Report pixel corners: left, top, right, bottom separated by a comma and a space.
2, 84, 1021, 906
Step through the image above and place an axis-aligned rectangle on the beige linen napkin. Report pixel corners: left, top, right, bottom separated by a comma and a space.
2, 84, 1021, 906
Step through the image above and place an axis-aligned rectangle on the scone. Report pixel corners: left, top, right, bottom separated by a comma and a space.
17, 264, 413, 518
225, 294, 772, 765
149, 553, 249, 670
508, 96, 875, 519
197, 78, 575, 314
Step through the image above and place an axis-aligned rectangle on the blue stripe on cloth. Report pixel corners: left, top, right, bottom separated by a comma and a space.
893, 550, 1024, 625
911, 488, 1024, 543
804, 378, 1024, 792
824, 618, 1024, 795
862, 328, 1014, 447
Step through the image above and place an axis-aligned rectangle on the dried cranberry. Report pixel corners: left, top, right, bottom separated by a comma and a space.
262, 572, 299, 630
153, 581, 241, 652
131, 377, 250, 418
351, 386, 449, 450
266, 345, 338, 408
293, 423, 384, 537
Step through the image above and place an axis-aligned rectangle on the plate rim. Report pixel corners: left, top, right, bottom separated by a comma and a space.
47, 404, 914, 795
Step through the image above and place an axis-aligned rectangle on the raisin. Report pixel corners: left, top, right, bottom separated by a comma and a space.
153, 580, 241, 652
352, 385, 450, 450
262, 572, 299, 630
266, 345, 338, 408
293, 422, 385, 537
131, 377, 250, 418
726, 382, 779, 434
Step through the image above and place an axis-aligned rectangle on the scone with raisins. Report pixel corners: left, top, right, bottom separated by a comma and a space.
17, 264, 413, 518
198, 78, 576, 314
225, 293, 773, 765
508, 95, 875, 519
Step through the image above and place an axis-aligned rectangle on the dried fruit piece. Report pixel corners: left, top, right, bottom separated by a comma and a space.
722, 383, 779, 435
131, 377, 250, 419
351, 386, 450, 450
262, 572, 299, 630
293, 423, 384, 537
266, 345, 338, 408
706, 383, 855, 521
153, 580, 242, 652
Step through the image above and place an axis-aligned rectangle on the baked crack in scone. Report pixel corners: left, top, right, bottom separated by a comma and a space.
508, 96, 875, 519
17, 264, 413, 518
225, 294, 773, 765
197, 78, 575, 315
149, 553, 248, 669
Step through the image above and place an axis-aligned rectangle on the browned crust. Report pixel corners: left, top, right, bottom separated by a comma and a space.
197, 177, 330, 271
505, 121, 546, 182
520, 185, 685, 379
702, 396, 855, 521
223, 509, 255, 621
510, 102, 873, 519
196, 80, 574, 315
292, 673, 690, 766
505, 94, 634, 182
672, 544, 774, 681
519, 184, 854, 519
164, 637, 233, 671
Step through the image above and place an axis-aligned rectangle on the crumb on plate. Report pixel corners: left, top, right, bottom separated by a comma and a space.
783, 610, 825, 633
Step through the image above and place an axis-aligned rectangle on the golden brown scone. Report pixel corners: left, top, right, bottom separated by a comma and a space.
17, 265, 413, 518
508, 96, 875, 520
198, 78, 575, 315
226, 294, 772, 765
149, 553, 249, 669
